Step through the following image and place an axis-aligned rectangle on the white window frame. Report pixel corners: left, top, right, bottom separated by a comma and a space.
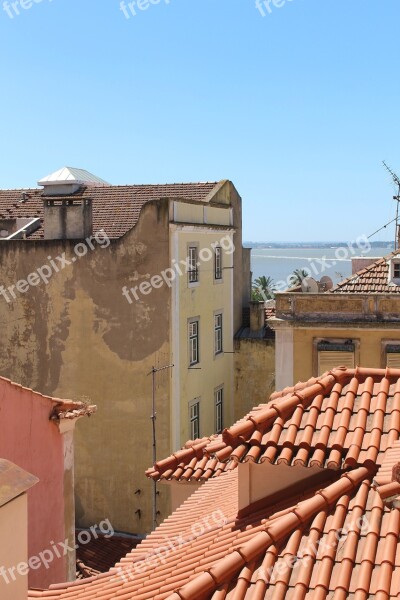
188, 318, 200, 366
214, 246, 223, 281
188, 245, 199, 284
215, 387, 223, 434
214, 312, 223, 355
189, 399, 200, 440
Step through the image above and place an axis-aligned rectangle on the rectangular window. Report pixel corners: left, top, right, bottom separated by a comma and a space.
386, 344, 400, 368
190, 401, 200, 440
188, 246, 199, 283
215, 388, 223, 434
317, 342, 355, 375
214, 246, 223, 280
394, 263, 400, 279
189, 320, 199, 365
214, 313, 223, 355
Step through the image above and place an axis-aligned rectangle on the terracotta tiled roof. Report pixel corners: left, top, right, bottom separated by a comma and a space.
75, 531, 141, 575
147, 367, 400, 482
0, 375, 97, 420
0, 182, 220, 240
28, 367, 400, 600
28, 465, 400, 599
374, 440, 400, 507
330, 250, 400, 293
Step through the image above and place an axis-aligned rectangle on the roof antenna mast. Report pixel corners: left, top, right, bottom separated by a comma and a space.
383, 161, 400, 250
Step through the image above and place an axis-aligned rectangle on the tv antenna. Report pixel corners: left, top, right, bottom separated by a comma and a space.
383, 161, 400, 250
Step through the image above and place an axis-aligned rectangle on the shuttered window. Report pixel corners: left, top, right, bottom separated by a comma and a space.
386, 345, 400, 368
317, 342, 355, 375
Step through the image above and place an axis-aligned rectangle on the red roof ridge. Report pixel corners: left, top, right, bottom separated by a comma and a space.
148, 366, 400, 481
166, 466, 372, 600
222, 370, 346, 447
0, 375, 96, 420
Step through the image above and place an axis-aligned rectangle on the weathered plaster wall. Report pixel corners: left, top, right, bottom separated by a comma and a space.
0, 382, 65, 588
234, 338, 275, 420
0, 199, 172, 535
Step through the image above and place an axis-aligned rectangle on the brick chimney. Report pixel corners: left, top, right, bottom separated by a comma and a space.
352, 257, 380, 274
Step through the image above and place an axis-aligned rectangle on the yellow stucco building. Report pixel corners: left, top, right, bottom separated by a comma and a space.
0, 168, 250, 534
269, 253, 400, 388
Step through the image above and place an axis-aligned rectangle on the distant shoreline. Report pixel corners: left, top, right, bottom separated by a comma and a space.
244, 241, 394, 250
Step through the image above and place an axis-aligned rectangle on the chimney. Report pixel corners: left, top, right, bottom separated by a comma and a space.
38, 167, 108, 240
352, 257, 380, 274
249, 301, 265, 331
43, 198, 93, 240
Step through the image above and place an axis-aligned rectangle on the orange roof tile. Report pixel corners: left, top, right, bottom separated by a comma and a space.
374, 440, 400, 507
147, 367, 400, 482
28, 465, 400, 600
0, 182, 220, 240
75, 531, 141, 575
330, 250, 400, 294
28, 367, 400, 600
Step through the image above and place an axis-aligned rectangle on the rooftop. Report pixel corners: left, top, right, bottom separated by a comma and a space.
0, 375, 97, 421
37, 167, 110, 187
330, 249, 400, 294
147, 367, 399, 482
0, 459, 38, 508
75, 531, 141, 576
0, 171, 222, 240
28, 367, 400, 599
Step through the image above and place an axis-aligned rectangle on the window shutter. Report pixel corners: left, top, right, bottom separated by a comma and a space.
387, 352, 400, 369
318, 350, 355, 375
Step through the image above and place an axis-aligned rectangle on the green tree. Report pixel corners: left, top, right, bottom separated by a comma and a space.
289, 268, 310, 287
251, 275, 275, 301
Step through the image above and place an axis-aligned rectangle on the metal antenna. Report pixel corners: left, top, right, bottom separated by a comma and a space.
148, 363, 174, 530
383, 161, 400, 249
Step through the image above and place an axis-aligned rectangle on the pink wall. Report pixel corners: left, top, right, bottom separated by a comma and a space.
0, 378, 66, 588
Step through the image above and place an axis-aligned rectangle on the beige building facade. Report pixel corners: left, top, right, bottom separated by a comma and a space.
269, 253, 400, 388
0, 168, 249, 534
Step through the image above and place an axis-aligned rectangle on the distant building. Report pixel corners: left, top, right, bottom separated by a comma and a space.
29, 366, 400, 599
0, 167, 250, 533
234, 301, 275, 420
0, 376, 95, 588
269, 252, 400, 388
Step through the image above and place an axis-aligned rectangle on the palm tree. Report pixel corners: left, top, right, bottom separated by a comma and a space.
252, 275, 275, 301
289, 268, 310, 287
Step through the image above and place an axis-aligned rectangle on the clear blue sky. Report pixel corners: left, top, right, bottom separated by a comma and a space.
1, 0, 399, 242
